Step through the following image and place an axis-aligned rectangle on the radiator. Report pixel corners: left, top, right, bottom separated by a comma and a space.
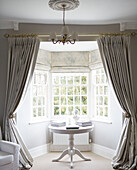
53, 133, 89, 145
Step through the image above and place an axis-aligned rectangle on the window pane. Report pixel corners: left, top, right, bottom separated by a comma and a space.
96, 69, 100, 74
104, 96, 108, 105
33, 108, 37, 117
67, 76, 73, 84
68, 106, 73, 115
99, 107, 103, 116
67, 87, 73, 95
74, 76, 80, 85
96, 97, 98, 105
53, 76, 59, 84
43, 108, 45, 116
101, 68, 104, 73
38, 108, 42, 116
101, 75, 105, 83
82, 96, 87, 105
41, 74, 47, 84
61, 107, 66, 115
99, 96, 103, 105
81, 86, 87, 95
74, 86, 80, 95
61, 76, 66, 84
104, 86, 108, 95
96, 107, 98, 116
75, 106, 80, 115
61, 96, 66, 105
104, 107, 108, 117
38, 97, 42, 105
99, 86, 103, 94
75, 96, 80, 105
81, 76, 87, 84
61, 87, 66, 95
54, 86, 59, 95
33, 74, 36, 84
33, 97, 37, 106
54, 107, 59, 115
82, 106, 87, 115
96, 86, 98, 95
38, 74, 41, 84
33, 86, 37, 96
54, 97, 59, 105
43, 97, 45, 105
37, 86, 42, 95
68, 96, 73, 105
96, 75, 100, 84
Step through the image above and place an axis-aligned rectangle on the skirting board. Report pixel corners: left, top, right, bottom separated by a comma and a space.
29, 143, 115, 160
50, 144, 91, 152
29, 144, 50, 158
91, 143, 115, 160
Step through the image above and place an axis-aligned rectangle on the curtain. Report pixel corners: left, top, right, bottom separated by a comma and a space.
97, 36, 137, 170
2, 36, 40, 169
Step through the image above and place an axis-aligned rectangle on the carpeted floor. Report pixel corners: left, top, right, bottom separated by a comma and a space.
31, 152, 114, 170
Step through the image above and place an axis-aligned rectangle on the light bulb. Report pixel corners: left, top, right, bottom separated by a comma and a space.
61, 26, 69, 36
49, 32, 57, 40
70, 32, 78, 40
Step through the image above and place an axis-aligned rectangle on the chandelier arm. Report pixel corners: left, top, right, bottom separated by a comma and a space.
67, 40, 76, 44
52, 39, 61, 44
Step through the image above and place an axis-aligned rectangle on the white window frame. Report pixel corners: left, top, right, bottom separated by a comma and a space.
51, 73, 90, 119
91, 67, 111, 122
31, 69, 49, 122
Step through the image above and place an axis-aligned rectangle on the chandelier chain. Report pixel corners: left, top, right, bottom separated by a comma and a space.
63, 5, 66, 26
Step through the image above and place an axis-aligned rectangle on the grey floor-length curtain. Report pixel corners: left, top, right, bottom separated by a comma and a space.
2, 36, 40, 169
97, 36, 137, 170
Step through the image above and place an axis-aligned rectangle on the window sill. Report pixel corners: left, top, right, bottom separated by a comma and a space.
29, 119, 50, 125
91, 118, 112, 124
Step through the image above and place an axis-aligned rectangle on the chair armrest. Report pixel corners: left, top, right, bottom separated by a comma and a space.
0, 140, 20, 154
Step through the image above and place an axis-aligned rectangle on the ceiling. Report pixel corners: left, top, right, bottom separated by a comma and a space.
0, 0, 137, 25
40, 41, 98, 51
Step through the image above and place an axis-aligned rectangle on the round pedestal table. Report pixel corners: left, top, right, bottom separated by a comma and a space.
49, 125, 94, 168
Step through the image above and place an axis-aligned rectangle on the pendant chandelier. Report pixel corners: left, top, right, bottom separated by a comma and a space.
49, 0, 80, 45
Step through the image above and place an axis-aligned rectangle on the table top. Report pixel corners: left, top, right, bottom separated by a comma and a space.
48, 125, 94, 134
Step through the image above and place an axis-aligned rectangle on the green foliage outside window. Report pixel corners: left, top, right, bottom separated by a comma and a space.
52, 73, 88, 116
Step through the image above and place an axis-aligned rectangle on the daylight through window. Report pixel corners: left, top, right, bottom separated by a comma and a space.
52, 73, 88, 116
32, 70, 48, 119
92, 68, 109, 120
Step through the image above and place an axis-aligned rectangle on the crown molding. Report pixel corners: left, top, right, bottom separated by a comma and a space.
120, 22, 137, 31
0, 21, 137, 32
0, 21, 19, 30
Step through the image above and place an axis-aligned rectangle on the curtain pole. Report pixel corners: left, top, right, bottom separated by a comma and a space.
4, 32, 137, 38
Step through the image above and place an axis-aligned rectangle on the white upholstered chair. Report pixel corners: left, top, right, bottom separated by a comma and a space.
0, 140, 20, 170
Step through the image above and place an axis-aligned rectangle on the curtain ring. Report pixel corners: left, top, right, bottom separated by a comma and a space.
124, 112, 131, 118
9, 113, 16, 119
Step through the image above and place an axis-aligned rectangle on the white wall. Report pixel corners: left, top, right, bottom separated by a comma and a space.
91, 89, 122, 149
17, 88, 51, 149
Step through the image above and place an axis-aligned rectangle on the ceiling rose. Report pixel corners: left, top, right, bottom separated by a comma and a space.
49, 0, 80, 11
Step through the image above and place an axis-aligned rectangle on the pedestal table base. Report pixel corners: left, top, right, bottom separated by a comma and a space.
52, 134, 91, 168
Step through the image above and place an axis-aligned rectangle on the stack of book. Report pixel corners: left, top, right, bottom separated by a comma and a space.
76, 120, 92, 127
50, 120, 66, 127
